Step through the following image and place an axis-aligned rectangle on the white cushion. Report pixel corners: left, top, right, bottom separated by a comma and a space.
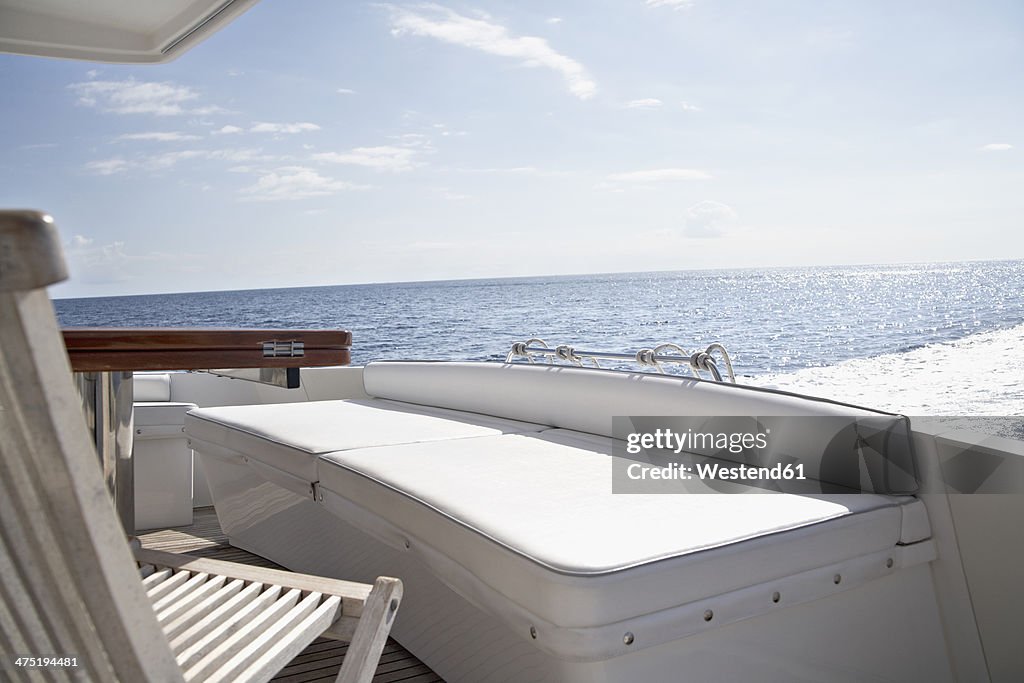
185, 398, 548, 484
317, 429, 917, 628
134, 372, 171, 401
362, 362, 891, 439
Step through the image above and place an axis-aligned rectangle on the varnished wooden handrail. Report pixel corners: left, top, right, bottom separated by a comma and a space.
62, 327, 351, 372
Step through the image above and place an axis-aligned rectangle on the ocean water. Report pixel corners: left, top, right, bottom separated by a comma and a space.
55, 260, 1024, 416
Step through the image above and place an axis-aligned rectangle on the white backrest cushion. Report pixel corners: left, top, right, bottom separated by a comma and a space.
133, 372, 171, 402
362, 362, 917, 494
362, 362, 887, 437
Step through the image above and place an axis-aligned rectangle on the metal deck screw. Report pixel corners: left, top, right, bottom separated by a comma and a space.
833, 574, 842, 585
529, 626, 537, 639
623, 632, 634, 645
886, 557, 894, 569
771, 591, 780, 603
703, 609, 713, 622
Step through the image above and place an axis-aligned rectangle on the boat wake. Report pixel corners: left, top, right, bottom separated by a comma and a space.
752, 322, 1024, 417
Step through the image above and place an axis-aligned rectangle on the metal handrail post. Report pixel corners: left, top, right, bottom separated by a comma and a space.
74, 370, 134, 534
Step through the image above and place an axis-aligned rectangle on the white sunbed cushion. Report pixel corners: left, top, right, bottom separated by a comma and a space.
317, 429, 916, 628
185, 398, 548, 484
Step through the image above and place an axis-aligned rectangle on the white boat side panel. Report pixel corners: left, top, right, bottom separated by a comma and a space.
169, 370, 307, 407
908, 432, 991, 681
134, 400, 197, 528
931, 431, 1024, 683
165, 366, 368, 407
948, 494, 1024, 683
190, 435, 313, 499
133, 401, 195, 429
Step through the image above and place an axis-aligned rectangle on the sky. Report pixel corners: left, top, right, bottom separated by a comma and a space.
1, 0, 1022, 298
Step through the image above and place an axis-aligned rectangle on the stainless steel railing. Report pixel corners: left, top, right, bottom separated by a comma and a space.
505, 339, 736, 383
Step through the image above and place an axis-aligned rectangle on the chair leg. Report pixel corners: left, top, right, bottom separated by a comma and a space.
335, 577, 403, 683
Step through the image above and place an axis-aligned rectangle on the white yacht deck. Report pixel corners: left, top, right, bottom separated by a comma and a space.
139, 508, 444, 683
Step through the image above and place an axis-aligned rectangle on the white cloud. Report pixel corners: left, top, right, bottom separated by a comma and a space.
805, 27, 856, 49
431, 123, 467, 137
459, 166, 541, 174
239, 166, 372, 201
250, 122, 321, 134
680, 101, 701, 111
80, 240, 127, 262
117, 132, 202, 142
87, 151, 203, 173
337, 88, 356, 94
625, 98, 663, 109
215, 125, 244, 135
646, 0, 695, 8
388, 5, 596, 99
85, 158, 132, 175
85, 69, 99, 79
980, 143, 1013, 151
205, 148, 271, 163
63, 235, 132, 283
85, 148, 270, 175
145, 150, 208, 169
436, 187, 470, 201
605, 168, 713, 183
546, 17, 562, 25
683, 200, 737, 238
312, 145, 420, 172
388, 132, 434, 148
69, 79, 217, 116
188, 105, 230, 116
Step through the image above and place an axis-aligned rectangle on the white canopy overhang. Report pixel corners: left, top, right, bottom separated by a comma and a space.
0, 0, 260, 63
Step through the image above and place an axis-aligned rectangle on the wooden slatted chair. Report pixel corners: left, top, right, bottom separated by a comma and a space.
0, 210, 402, 683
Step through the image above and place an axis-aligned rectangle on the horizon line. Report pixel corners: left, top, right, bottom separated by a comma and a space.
52, 255, 1024, 301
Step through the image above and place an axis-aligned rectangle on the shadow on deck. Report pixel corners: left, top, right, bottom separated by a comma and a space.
138, 507, 444, 683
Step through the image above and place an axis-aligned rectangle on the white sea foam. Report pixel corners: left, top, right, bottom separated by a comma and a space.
751, 323, 1024, 416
